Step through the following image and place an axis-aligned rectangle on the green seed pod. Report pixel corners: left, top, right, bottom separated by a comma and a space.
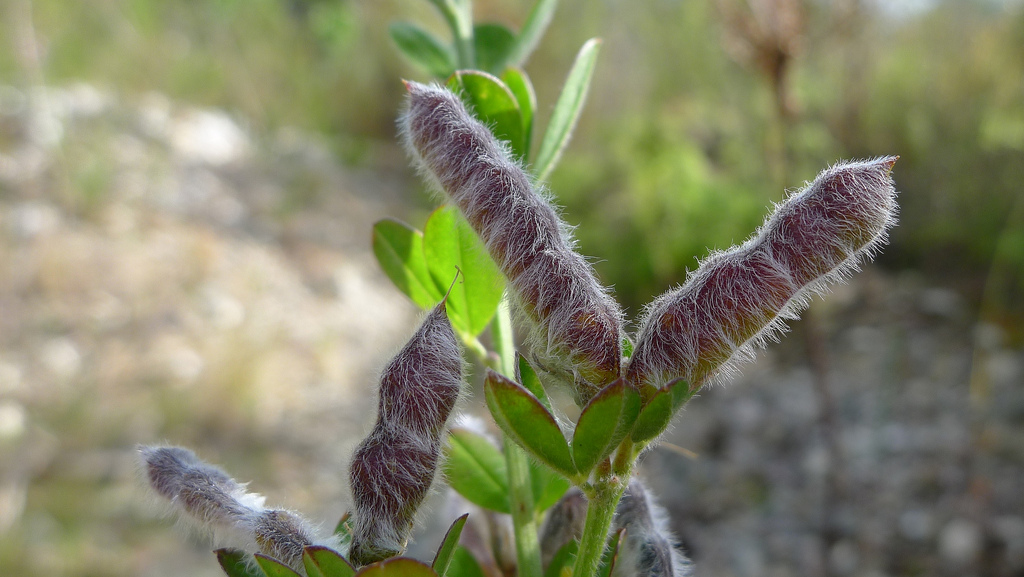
348, 301, 463, 565
401, 81, 623, 403
626, 157, 898, 395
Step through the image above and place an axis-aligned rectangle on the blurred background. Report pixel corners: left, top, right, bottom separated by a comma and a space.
0, 0, 1021, 576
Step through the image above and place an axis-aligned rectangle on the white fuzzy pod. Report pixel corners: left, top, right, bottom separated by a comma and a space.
348, 301, 463, 566
138, 445, 320, 572
612, 479, 694, 577
626, 157, 898, 396
539, 487, 588, 568
401, 81, 623, 403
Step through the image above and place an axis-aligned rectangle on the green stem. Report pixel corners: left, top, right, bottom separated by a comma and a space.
505, 437, 542, 577
572, 457, 634, 577
431, 0, 475, 68
491, 298, 543, 577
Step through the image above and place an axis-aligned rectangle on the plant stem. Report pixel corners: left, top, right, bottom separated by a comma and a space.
491, 298, 543, 577
505, 437, 542, 577
572, 457, 633, 577
431, 0, 475, 68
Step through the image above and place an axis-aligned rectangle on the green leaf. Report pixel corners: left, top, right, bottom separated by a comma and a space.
516, 353, 551, 411
544, 541, 578, 577
255, 554, 303, 577
373, 219, 443, 310
529, 459, 571, 512
389, 22, 455, 78
444, 429, 510, 513
355, 557, 438, 577
423, 206, 504, 338
303, 546, 355, 577
621, 336, 634, 360
534, 38, 601, 182
216, 549, 264, 577
570, 378, 641, 475
507, 0, 559, 67
484, 369, 576, 477
446, 547, 485, 577
501, 68, 536, 162
669, 378, 695, 412
595, 529, 625, 577
334, 511, 354, 543
446, 71, 527, 160
432, 514, 469, 576
630, 379, 690, 443
473, 23, 516, 73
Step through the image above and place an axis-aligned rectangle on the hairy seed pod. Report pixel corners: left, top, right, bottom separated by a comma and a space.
539, 487, 588, 568
612, 479, 694, 577
400, 81, 623, 403
139, 445, 318, 572
348, 301, 463, 566
626, 157, 898, 395
249, 509, 318, 570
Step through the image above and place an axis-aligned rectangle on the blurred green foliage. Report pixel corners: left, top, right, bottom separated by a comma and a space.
1, 0, 1021, 315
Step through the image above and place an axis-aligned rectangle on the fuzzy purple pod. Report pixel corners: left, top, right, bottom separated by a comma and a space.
138, 445, 320, 572
626, 157, 899, 396
348, 300, 464, 566
400, 81, 623, 403
612, 479, 694, 577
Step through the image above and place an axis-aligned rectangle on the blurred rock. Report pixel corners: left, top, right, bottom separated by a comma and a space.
939, 518, 982, 565
170, 109, 249, 166
39, 337, 81, 379
0, 401, 26, 440
7, 202, 61, 239
899, 509, 935, 541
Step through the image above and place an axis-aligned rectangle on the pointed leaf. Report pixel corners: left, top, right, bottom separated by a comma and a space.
630, 379, 690, 443
484, 369, 576, 477
444, 429, 510, 513
544, 540, 578, 577
373, 219, 443, 310
570, 379, 640, 474
529, 458, 571, 512
501, 68, 536, 161
355, 557, 438, 577
446, 547, 485, 577
516, 353, 551, 411
595, 529, 625, 577
216, 549, 264, 577
255, 554, 303, 577
389, 22, 455, 78
534, 38, 601, 182
473, 23, 516, 73
424, 206, 504, 338
670, 378, 696, 412
507, 0, 559, 66
303, 546, 355, 577
446, 71, 527, 160
432, 514, 469, 575
334, 511, 354, 545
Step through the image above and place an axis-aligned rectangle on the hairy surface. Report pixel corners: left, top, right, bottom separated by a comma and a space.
538, 487, 588, 567
626, 157, 899, 396
139, 445, 318, 571
612, 478, 694, 577
348, 301, 463, 565
401, 81, 623, 404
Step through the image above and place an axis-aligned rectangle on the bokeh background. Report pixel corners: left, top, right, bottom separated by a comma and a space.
0, 0, 1022, 576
